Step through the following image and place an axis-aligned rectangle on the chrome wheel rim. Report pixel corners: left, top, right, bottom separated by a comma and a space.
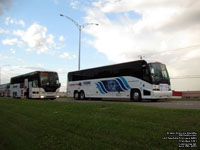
80, 92, 84, 99
133, 92, 139, 101
75, 93, 79, 99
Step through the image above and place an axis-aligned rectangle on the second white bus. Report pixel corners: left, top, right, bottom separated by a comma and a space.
10, 71, 61, 99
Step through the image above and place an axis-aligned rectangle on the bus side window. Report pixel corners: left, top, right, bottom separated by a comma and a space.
143, 67, 151, 82
33, 80, 38, 88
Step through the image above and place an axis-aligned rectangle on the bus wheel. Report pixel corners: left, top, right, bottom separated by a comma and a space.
80, 91, 85, 100
131, 90, 141, 102
151, 99, 158, 102
74, 91, 80, 100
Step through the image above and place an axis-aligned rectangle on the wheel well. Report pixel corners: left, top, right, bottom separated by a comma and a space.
80, 90, 85, 95
73, 90, 79, 97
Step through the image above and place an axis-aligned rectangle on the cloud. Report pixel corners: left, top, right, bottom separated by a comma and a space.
83, 0, 200, 90
12, 65, 46, 73
56, 68, 69, 74
59, 52, 76, 59
0, 53, 24, 64
22, 66, 46, 71
60, 52, 69, 58
13, 23, 58, 54
0, 27, 9, 34
2, 38, 24, 48
5, 17, 25, 27
10, 48, 16, 54
0, 0, 12, 16
59, 35, 65, 41
70, 0, 80, 9
84, 0, 200, 61
0, 64, 47, 84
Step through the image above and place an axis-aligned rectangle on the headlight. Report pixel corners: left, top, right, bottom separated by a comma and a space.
40, 95, 45, 99
40, 91, 45, 94
56, 95, 59, 98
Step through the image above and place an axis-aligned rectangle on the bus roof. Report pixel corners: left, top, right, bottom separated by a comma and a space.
69, 60, 147, 74
10, 71, 57, 80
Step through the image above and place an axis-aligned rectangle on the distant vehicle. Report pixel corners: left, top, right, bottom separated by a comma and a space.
0, 83, 10, 97
67, 60, 172, 101
10, 71, 61, 99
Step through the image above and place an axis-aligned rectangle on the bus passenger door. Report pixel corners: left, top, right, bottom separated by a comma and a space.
24, 79, 29, 98
25, 79, 28, 88
29, 82, 32, 98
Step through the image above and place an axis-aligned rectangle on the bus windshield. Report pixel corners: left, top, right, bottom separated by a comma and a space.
40, 72, 59, 87
148, 63, 170, 84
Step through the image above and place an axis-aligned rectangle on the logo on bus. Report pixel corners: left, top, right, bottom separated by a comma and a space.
96, 77, 131, 94
69, 83, 81, 86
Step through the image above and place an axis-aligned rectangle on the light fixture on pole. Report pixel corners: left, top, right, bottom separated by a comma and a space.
60, 14, 98, 70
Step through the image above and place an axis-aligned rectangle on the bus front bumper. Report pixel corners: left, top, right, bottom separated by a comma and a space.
151, 91, 172, 99
40, 93, 59, 99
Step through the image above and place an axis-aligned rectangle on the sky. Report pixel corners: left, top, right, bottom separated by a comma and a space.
0, 0, 200, 92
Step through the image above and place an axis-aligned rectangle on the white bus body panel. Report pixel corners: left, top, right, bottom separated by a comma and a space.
67, 76, 172, 99
152, 91, 172, 99
10, 83, 59, 99
10, 84, 23, 98
28, 88, 59, 99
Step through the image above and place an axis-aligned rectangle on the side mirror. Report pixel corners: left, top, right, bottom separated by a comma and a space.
59, 83, 61, 88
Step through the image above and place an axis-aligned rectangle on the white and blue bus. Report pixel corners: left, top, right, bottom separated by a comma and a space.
10, 71, 61, 99
67, 60, 172, 101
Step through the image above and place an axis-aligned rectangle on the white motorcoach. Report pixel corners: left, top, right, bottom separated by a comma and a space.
67, 60, 172, 101
10, 71, 61, 99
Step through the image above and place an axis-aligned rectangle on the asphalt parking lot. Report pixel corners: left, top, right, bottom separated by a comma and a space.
56, 98, 200, 110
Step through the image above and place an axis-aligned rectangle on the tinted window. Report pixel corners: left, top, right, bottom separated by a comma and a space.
142, 66, 151, 82
68, 60, 146, 81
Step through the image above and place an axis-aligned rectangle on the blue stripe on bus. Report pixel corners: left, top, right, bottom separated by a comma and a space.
115, 83, 124, 92
116, 78, 128, 91
119, 76, 131, 89
96, 83, 105, 94
98, 82, 107, 93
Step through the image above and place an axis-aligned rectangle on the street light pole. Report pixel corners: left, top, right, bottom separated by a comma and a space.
79, 26, 81, 70
0, 67, 1, 85
60, 14, 98, 70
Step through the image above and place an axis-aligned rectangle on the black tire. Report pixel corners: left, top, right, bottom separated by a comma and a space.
74, 91, 80, 100
27, 88, 30, 99
131, 90, 141, 102
80, 91, 85, 100
94, 98, 102, 100
151, 99, 158, 102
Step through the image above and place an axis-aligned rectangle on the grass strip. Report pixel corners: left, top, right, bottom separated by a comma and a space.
0, 97, 199, 150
